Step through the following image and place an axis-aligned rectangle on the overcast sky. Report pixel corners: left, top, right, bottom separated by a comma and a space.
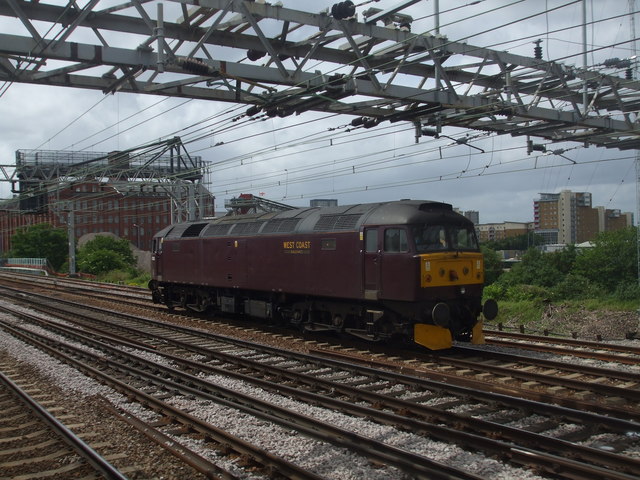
0, 0, 637, 225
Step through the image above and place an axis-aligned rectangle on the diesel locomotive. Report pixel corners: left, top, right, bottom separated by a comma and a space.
149, 200, 497, 350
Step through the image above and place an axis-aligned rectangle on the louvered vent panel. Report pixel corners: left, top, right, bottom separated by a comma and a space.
232, 222, 265, 235
313, 214, 361, 231
262, 218, 300, 234
203, 224, 230, 237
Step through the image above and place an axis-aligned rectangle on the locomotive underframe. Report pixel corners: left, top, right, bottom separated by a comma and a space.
150, 280, 483, 343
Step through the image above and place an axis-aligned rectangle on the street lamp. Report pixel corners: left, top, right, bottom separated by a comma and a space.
133, 223, 141, 249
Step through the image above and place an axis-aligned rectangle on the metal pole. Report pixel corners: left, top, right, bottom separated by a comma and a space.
434, 0, 441, 90
156, 3, 165, 73
582, 0, 588, 116
67, 209, 76, 276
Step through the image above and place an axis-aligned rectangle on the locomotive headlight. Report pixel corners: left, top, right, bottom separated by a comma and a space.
460, 287, 466, 295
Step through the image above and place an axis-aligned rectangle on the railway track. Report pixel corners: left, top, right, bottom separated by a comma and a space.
0, 303, 481, 480
3, 272, 638, 359
483, 329, 640, 363
0, 368, 128, 480
0, 286, 639, 479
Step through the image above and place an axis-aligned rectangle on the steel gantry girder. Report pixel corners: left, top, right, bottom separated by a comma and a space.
0, 0, 639, 150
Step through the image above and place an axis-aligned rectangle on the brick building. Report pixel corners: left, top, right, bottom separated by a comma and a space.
0, 179, 214, 254
1, 145, 213, 255
475, 221, 532, 243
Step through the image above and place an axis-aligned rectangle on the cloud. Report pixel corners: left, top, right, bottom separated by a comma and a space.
0, 0, 636, 226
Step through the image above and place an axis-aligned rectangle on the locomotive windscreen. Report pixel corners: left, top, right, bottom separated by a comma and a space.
412, 224, 478, 253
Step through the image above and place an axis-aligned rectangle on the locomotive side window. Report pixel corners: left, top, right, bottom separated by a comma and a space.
384, 228, 408, 253
364, 229, 378, 253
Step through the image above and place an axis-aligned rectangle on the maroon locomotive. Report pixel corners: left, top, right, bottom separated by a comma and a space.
149, 200, 497, 350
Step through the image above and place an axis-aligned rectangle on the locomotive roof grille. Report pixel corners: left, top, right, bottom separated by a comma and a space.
230, 221, 265, 235
313, 214, 362, 232
202, 224, 231, 237
181, 223, 208, 238
262, 218, 301, 234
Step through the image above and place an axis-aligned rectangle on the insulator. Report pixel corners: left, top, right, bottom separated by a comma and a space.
350, 117, 365, 127
363, 117, 379, 128
533, 39, 543, 60
626, 68, 633, 80
246, 105, 261, 116
180, 58, 211, 75
603, 57, 621, 67
331, 1, 355, 20
247, 49, 266, 61
421, 128, 439, 138
276, 107, 293, 118
534, 46, 542, 60
399, 22, 411, 32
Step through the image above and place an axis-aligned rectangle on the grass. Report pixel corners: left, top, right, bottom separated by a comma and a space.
97, 269, 151, 287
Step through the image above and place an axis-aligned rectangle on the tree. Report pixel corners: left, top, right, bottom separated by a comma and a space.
77, 235, 136, 275
9, 224, 68, 271
573, 227, 638, 291
483, 232, 542, 251
480, 246, 503, 285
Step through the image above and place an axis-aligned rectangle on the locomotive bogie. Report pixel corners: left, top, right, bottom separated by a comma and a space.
150, 200, 497, 350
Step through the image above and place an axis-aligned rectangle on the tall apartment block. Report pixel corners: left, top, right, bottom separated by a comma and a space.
534, 190, 633, 245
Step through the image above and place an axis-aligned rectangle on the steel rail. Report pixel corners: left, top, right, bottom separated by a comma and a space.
434, 347, 640, 403
483, 329, 640, 356
0, 320, 328, 480
1, 284, 638, 428
0, 316, 484, 480
452, 344, 640, 384
0, 370, 128, 480
484, 336, 640, 364
2, 303, 640, 479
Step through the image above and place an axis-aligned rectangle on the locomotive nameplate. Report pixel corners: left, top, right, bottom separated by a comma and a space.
283, 240, 311, 254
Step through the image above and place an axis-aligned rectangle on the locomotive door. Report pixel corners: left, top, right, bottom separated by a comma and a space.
362, 228, 380, 300
152, 237, 163, 279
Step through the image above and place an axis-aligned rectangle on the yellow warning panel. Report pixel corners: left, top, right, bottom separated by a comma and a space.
472, 320, 485, 345
414, 323, 453, 350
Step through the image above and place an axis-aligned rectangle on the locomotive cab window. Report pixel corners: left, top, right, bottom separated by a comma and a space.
451, 226, 478, 250
413, 224, 479, 253
384, 228, 408, 253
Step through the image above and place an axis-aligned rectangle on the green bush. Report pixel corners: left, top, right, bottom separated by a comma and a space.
551, 274, 600, 300
483, 282, 507, 301
612, 282, 640, 302
77, 236, 136, 275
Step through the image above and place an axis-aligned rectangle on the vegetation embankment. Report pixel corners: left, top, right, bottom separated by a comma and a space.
6, 225, 150, 287
482, 227, 639, 337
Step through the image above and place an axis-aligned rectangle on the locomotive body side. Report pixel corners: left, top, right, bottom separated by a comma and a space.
149, 200, 497, 350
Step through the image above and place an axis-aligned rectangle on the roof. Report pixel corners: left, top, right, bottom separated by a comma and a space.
158, 200, 471, 239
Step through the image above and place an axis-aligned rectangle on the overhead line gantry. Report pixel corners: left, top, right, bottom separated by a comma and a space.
0, 0, 638, 150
